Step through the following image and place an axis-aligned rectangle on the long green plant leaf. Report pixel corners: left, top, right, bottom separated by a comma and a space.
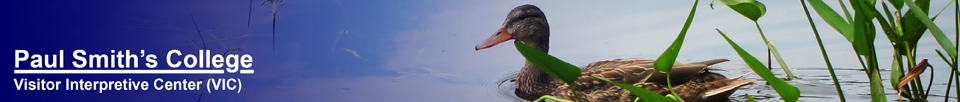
654, 0, 700, 74
514, 41, 583, 101
652, 0, 700, 98
593, 76, 672, 102
807, 0, 854, 41
514, 41, 581, 84
716, 29, 800, 102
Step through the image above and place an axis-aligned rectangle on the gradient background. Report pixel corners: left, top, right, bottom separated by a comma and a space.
5, 0, 958, 102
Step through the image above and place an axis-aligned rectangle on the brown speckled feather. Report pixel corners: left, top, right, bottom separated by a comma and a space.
546, 58, 754, 102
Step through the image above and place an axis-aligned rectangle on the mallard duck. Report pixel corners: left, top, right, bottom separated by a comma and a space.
475, 4, 755, 102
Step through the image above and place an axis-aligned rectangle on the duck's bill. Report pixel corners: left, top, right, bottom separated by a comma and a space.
475, 27, 512, 50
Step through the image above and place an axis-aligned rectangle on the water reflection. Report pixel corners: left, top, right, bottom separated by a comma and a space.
495, 71, 526, 102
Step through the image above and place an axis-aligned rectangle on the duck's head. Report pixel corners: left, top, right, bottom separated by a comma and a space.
475, 4, 550, 52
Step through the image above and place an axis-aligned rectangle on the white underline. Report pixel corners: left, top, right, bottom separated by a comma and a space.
13, 70, 224, 74
240, 70, 254, 74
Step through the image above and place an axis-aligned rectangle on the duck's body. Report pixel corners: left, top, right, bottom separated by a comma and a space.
531, 58, 753, 102
476, 5, 754, 102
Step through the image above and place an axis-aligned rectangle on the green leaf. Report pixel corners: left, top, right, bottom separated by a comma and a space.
867, 63, 889, 102
807, 0, 855, 42
874, 2, 911, 57
513, 41, 582, 85
888, 0, 904, 9
890, 52, 903, 89
899, 0, 931, 51
716, 29, 800, 102
593, 76, 672, 102
654, 0, 700, 74
716, 0, 766, 21
850, 0, 877, 56
904, 0, 958, 58
848, 1, 887, 101
655, 45, 680, 73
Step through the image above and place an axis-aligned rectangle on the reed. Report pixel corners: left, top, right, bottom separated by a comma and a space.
804, 0, 957, 101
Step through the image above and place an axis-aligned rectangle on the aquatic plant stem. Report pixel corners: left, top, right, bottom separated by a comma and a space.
569, 87, 583, 102
853, 46, 886, 102
533, 95, 573, 102
799, 0, 845, 101
192, 14, 209, 102
190, 14, 208, 50
272, 12, 276, 51
666, 73, 681, 102
945, 65, 955, 101
941, 52, 960, 101
753, 21, 797, 80
270, 0, 278, 51
924, 64, 934, 99
899, 51, 922, 98
908, 54, 925, 99
247, 0, 253, 28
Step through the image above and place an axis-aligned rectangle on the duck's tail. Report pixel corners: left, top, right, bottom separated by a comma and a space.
702, 72, 756, 98
690, 59, 730, 66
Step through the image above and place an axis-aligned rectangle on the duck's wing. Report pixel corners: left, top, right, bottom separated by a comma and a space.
575, 58, 653, 91
579, 58, 727, 85
573, 58, 723, 93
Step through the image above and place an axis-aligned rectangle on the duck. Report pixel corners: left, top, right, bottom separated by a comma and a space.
475, 4, 755, 102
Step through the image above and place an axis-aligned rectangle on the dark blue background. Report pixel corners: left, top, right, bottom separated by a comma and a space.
4, 0, 438, 101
